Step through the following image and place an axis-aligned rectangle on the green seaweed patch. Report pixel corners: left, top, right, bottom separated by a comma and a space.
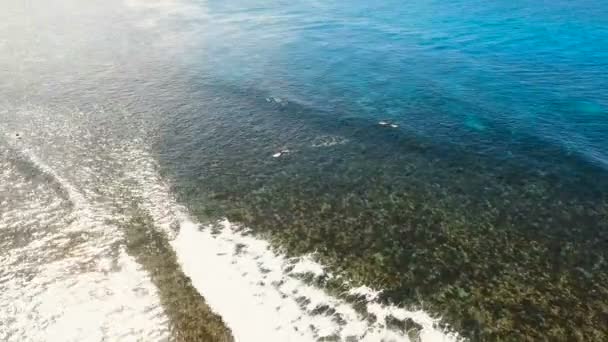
123, 213, 233, 342
385, 315, 423, 341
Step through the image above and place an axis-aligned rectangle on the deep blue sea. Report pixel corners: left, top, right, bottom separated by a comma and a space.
190, 0, 608, 167
1, 0, 607, 340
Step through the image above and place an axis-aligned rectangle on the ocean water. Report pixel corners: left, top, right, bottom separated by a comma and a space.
1, 0, 607, 341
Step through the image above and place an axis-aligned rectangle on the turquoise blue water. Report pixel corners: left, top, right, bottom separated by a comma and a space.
191, 0, 608, 167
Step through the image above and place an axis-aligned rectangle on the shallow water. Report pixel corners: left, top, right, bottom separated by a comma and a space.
1, 0, 607, 340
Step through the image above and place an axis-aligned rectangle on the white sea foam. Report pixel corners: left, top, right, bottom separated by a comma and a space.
311, 135, 350, 148
0, 139, 170, 342
171, 217, 460, 342
1, 249, 168, 342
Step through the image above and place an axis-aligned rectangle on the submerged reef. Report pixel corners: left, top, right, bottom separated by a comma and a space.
159, 95, 608, 340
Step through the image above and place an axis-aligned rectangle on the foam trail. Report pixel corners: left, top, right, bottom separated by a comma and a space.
171, 216, 460, 342
0, 140, 170, 342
